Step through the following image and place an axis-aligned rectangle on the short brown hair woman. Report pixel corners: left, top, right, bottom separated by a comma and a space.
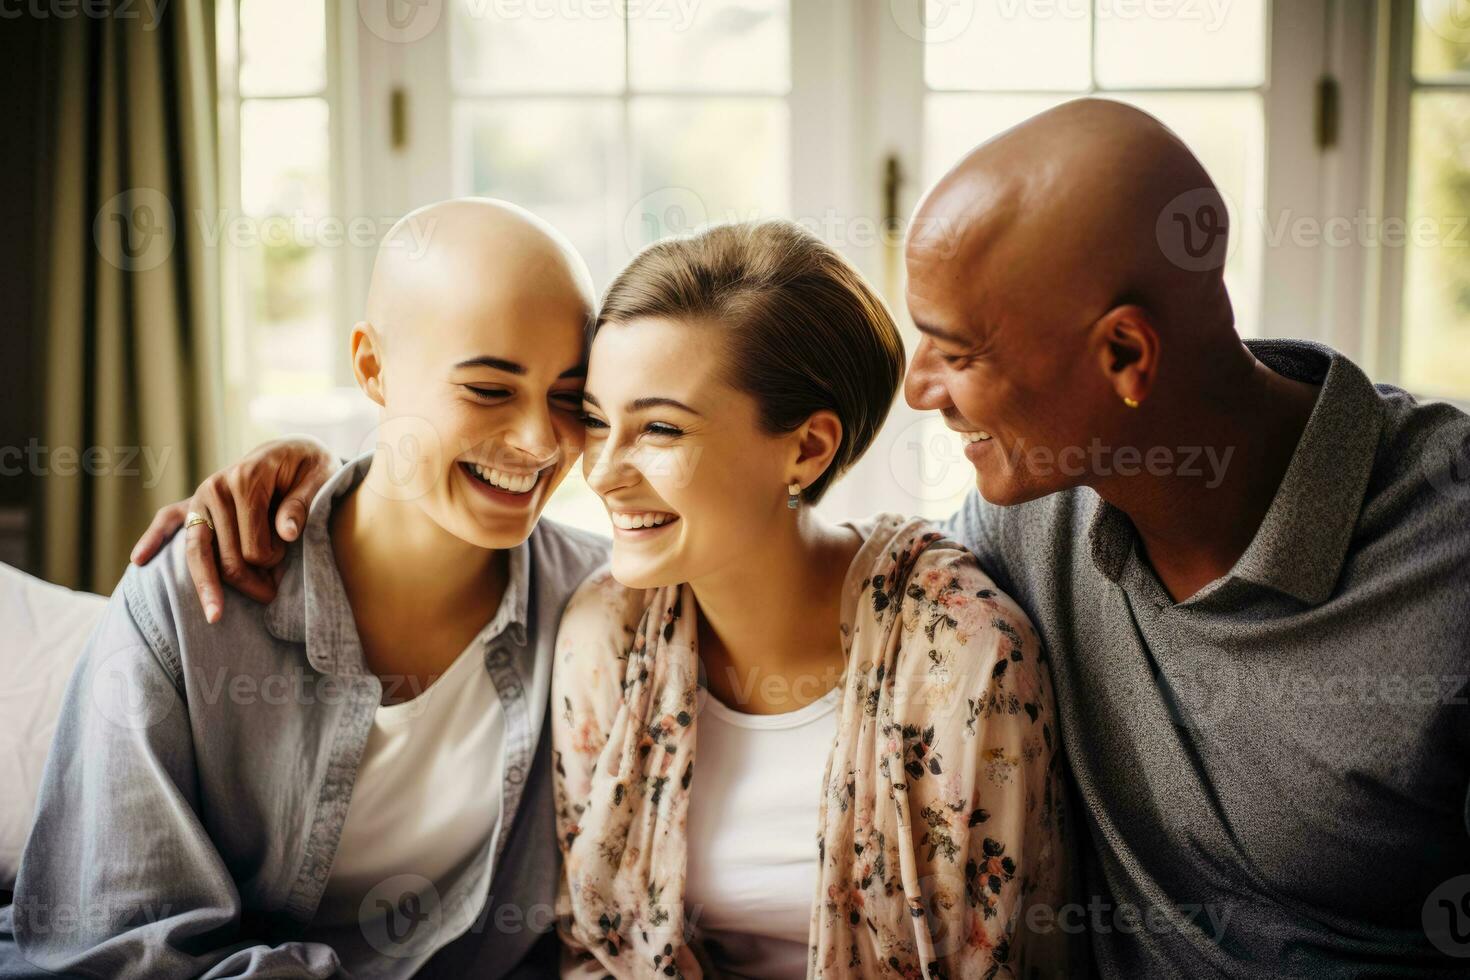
552, 220, 1072, 978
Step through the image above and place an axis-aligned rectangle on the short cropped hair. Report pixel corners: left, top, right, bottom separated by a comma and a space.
596, 220, 905, 504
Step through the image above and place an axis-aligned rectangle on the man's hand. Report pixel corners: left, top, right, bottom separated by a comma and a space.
130, 437, 338, 623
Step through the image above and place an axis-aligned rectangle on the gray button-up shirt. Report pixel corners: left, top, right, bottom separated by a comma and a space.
945, 340, 1470, 977
0, 454, 610, 979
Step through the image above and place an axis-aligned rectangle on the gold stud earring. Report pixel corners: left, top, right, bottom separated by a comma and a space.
1123, 397, 1140, 409
787, 481, 800, 509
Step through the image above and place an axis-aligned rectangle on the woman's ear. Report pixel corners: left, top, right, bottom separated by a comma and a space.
791, 409, 843, 489
1091, 304, 1160, 407
350, 322, 386, 407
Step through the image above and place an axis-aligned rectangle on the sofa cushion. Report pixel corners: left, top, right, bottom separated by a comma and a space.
0, 563, 107, 889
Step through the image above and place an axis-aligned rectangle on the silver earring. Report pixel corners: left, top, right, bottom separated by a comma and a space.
787, 481, 800, 509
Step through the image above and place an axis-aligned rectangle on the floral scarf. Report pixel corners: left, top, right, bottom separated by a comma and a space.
551, 515, 1071, 979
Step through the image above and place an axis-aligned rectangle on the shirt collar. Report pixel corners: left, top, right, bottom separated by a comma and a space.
486, 540, 530, 648
266, 453, 532, 668
1086, 496, 1133, 584
1087, 340, 1384, 606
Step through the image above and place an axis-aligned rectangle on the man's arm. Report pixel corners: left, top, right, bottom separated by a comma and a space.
9, 576, 341, 979
129, 438, 338, 623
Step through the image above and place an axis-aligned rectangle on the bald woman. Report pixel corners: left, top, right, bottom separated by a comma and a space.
1, 200, 611, 979
909, 99, 1470, 975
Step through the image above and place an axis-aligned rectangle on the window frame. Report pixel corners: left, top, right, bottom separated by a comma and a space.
1368, 0, 1413, 386
219, 1, 1468, 475
312, 0, 1335, 356
217, 0, 365, 457
378, 0, 856, 292
1363, 0, 1470, 407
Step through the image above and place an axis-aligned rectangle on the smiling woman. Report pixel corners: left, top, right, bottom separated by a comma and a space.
551, 219, 1071, 980
1, 198, 617, 979
583, 220, 904, 588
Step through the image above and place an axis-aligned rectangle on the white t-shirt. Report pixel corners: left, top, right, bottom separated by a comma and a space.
684, 682, 842, 980
314, 636, 505, 928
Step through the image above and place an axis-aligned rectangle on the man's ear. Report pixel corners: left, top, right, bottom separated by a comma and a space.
350, 321, 386, 406
1091, 304, 1160, 407
790, 409, 843, 491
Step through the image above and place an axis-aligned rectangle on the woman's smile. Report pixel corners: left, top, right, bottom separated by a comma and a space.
608, 508, 681, 538
457, 458, 547, 507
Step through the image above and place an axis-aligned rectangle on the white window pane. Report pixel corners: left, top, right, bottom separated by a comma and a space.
922, 93, 1071, 186
456, 100, 621, 289
240, 99, 331, 217
1112, 93, 1264, 336
451, 0, 624, 93
243, 248, 336, 394
1095, 0, 1265, 89
1415, 0, 1470, 80
238, 99, 335, 402
630, 98, 789, 247
1401, 93, 1470, 398
924, 2, 1089, 92
629, 0, 789, 93
239, 0, 325, 96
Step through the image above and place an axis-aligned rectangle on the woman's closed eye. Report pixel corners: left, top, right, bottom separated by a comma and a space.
464, 386, 584, 410
578, 414, 684, 439
464, 385, 512, 400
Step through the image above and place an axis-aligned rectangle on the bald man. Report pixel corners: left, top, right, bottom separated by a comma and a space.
908, 99, 1470, 975
0, 200, 611, 979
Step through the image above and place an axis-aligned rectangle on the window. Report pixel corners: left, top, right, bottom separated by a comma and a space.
1397, 2, 1470, 400
225, 4, 1462, 532
449, 0, 791, 291
219, 0, 358, 456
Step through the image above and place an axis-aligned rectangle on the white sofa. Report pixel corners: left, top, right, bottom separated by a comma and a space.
0, 563, 107, 890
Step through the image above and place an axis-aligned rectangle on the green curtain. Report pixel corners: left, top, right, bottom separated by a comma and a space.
43, 0, 224, 593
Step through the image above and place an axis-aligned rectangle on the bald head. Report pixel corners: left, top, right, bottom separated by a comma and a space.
347, 198, 596, 549
365, 198, 595, 350
908, 98, 1232, 347
903, 99, 1252, 506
